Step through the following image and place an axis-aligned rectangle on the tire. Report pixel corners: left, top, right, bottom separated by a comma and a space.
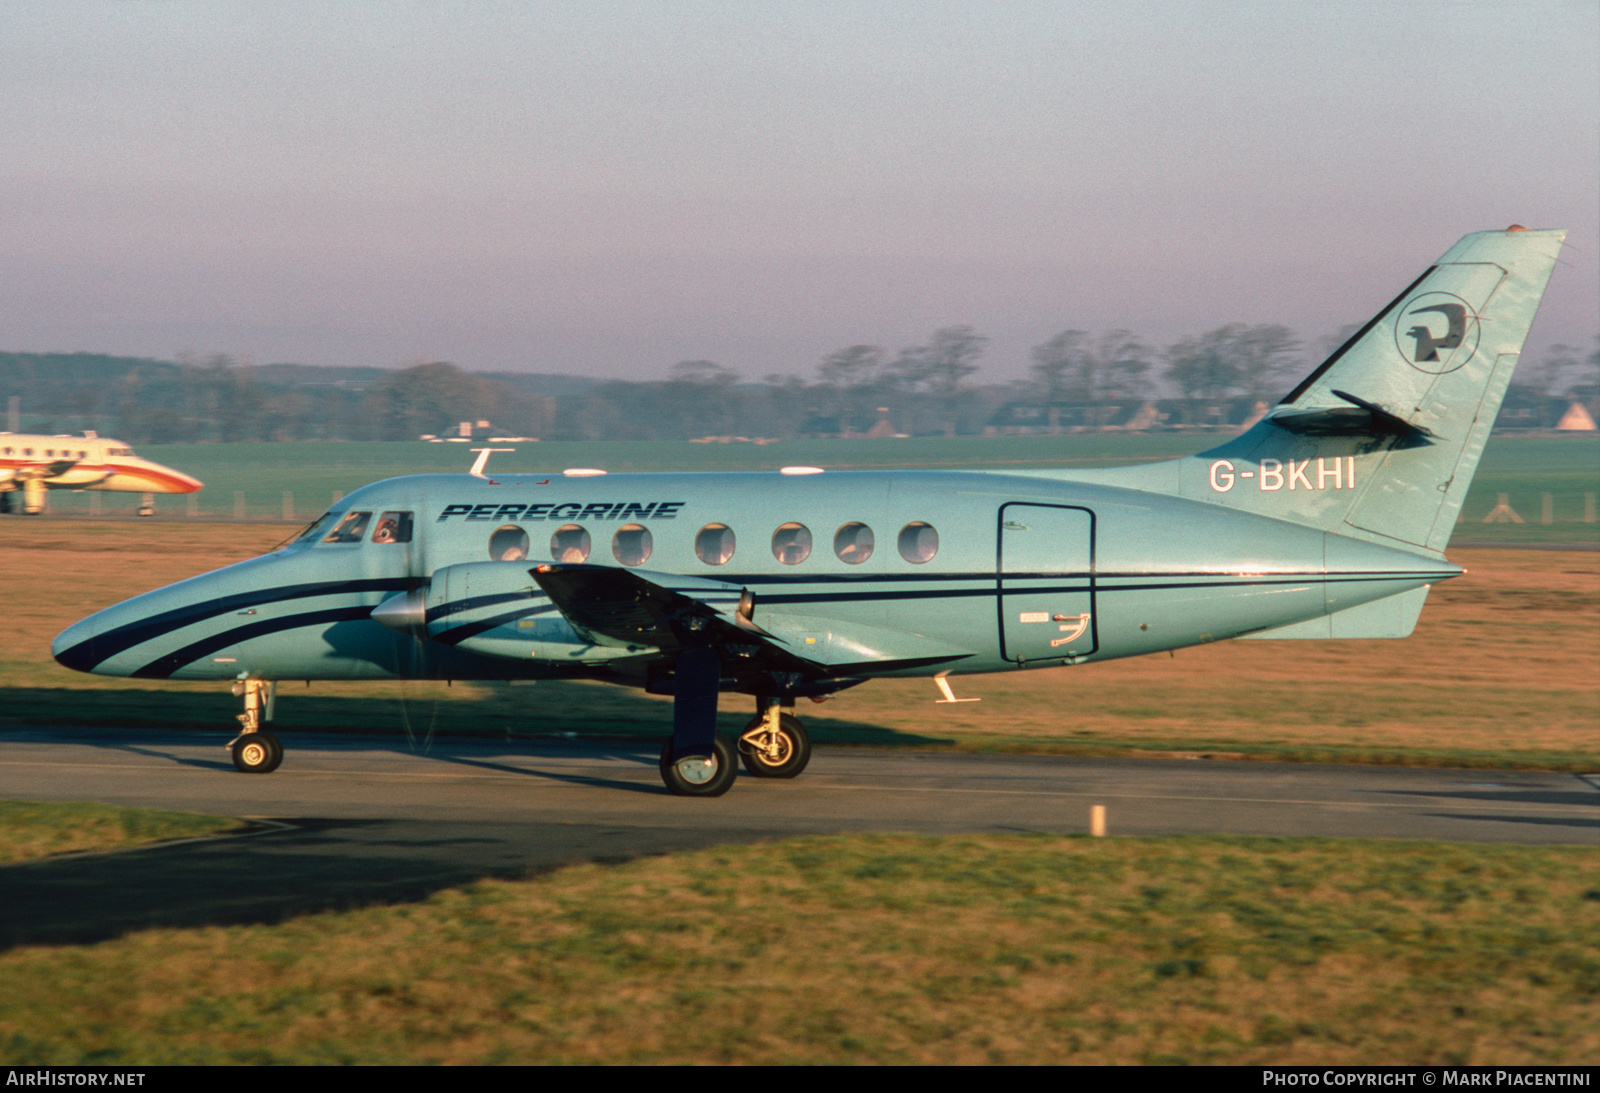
232, 732, 282, 774
260, 732, 284, 773
738, 713, 812, 779
659, 734, 737, 797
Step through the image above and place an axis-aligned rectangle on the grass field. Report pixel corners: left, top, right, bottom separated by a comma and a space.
1, 833, 1594, 1064
26, 433, 1600, 547
2, 521, 1595, 769
0, 800, 241, 864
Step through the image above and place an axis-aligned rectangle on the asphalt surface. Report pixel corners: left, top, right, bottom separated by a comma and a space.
0, 727, 1595, 949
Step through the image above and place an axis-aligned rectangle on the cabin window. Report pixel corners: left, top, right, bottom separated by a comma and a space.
323, 511, 372, 543
898, 521, 939, 564
695, 524, 735, 565
373, 511, 413, 544
490, 524, 529, 561
613, 524, 652, 567
772, 522, 812, 565
550, 524, 591, 564
833, 522, 874, 564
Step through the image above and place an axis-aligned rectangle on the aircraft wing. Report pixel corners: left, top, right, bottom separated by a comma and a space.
530, 563, 809, 664
9, 459, 80, 482
530, 563, 975, 682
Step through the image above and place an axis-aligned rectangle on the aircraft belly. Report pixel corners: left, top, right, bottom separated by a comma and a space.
880, 593, 991, 660
1092, 577, 1326, 658
756, 608, 983, 670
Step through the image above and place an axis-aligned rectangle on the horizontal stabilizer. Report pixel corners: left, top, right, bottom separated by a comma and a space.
1269, 389, 1437, 439
1240, 584, 1431, 640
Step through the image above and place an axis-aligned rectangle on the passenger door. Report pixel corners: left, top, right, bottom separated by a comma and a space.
997, 503, 1096, 663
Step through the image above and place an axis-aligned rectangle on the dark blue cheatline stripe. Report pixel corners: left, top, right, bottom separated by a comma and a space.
760, 587, 999, 607
1096, 572, 1449, 594
431, 603, 563, 646
721, 571, 988, 586
61, 577, 411, 672
426, 589, 545, 623
131, 606, 377, 679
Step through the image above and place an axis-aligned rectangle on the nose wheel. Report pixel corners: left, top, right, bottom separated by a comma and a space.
231, 732, 283, 773
229, 678, 284, 773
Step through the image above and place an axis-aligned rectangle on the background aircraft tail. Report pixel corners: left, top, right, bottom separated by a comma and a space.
1152, 227, 1566, 555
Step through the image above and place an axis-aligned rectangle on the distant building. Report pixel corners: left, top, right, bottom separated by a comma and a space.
1556, 401, 1597, 432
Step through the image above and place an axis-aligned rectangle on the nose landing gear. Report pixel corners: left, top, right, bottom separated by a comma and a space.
231, 732, 283, 773
227, 678, 283, 773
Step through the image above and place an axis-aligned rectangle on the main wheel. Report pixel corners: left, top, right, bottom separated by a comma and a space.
659, 734, 737, 797
232, 732, 283, 774
738, 713, 811, 779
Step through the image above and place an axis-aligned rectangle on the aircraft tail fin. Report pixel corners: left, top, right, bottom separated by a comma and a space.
1176, 227, 1565, 553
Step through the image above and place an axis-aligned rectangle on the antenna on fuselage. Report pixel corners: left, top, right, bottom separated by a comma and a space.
468, 447, 515, 478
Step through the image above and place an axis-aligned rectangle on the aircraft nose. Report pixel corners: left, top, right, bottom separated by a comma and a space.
159, 467, 203, 494
53, 614, 103, 674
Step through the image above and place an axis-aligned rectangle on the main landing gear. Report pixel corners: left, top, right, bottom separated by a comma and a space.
227, 678, 283, 773
0, 482, 50, 513
658, 696, 812, 797
738, 701, 812, 779
659, 734, 737, 797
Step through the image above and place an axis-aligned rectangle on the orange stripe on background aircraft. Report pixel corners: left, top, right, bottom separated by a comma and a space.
0, 431, 203, 514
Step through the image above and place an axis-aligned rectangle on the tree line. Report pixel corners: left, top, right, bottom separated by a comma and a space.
2, 327, 1594, 444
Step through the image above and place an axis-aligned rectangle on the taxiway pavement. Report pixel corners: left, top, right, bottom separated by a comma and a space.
1, 728, 1594, 948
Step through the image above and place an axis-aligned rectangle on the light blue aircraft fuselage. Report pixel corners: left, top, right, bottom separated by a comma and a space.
53, 227, 1566, 795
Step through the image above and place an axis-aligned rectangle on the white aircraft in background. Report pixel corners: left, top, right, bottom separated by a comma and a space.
0, 431, 203, 514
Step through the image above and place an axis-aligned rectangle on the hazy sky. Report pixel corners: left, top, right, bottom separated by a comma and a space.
3, 2, 1595, 384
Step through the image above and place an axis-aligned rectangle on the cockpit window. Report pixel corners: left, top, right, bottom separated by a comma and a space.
295, 510, 336, 543
323, 511, 373, 543
373, 511, 413, 544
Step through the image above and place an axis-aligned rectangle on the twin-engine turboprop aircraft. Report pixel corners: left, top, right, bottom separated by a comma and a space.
53, 227, 1565, 795
0, 432, 203, 514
